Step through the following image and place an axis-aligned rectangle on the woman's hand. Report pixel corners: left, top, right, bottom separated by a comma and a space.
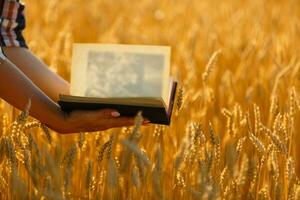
0, 58, 145, 134
52, 109, 139, 134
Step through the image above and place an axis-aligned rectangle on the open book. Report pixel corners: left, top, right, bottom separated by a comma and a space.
58, 44, 177, 125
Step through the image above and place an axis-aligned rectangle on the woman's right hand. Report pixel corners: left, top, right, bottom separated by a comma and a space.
52, 109, 140, 134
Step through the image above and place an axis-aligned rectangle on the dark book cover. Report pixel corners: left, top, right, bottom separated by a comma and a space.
58, 82, 177, 125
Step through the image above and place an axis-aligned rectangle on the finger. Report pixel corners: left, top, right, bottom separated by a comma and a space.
78, 117, 135, 132
89, 109, 121, 119
143, 118, 151, 124
104, 117, 135, 129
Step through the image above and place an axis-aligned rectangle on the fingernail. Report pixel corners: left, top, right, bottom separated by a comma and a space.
111, 111, 120, 117
144, 119, 151, 124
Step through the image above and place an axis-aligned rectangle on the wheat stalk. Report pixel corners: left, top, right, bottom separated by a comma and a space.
202, 50, 222, 84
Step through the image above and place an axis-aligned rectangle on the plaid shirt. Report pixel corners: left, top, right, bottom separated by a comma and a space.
0, 0, 27, 48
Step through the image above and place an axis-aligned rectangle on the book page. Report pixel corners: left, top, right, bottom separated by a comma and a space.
162, 77, 174, 107
70, 44, 170, 99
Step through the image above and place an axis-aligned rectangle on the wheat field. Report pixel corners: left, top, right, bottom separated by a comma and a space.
0, 0, 300, 199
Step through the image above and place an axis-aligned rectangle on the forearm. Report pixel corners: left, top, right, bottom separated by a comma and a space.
2, 47, 70, 102
0, 58, 64, 129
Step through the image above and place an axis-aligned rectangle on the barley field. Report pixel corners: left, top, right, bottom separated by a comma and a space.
1, 0, 300, 199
